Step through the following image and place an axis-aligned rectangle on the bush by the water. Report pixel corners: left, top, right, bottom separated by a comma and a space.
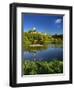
23, 60, 63, 75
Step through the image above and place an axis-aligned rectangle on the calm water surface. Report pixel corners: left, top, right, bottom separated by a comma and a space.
23, 44, 63, 61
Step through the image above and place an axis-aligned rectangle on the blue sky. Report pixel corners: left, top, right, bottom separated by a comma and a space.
22, 13, 63, 35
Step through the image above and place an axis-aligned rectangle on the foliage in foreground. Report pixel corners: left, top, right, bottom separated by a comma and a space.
23, 60, 63, 75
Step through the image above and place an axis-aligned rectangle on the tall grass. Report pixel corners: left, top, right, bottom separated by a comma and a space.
23, 60, 63, 75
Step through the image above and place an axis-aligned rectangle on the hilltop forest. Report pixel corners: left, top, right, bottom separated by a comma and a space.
23, 29, 63, 47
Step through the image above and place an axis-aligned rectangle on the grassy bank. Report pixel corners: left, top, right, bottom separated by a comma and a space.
23, 60, 63, 75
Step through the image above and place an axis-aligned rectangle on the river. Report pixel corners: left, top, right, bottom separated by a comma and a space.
23, 44, 63, 61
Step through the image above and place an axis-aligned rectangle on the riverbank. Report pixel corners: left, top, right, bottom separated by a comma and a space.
29, 44, 43, 47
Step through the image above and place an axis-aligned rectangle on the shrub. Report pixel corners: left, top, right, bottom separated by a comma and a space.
23, 60, 63, 75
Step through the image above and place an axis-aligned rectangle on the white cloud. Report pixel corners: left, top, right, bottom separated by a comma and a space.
33, 27, 36, 30
55, 19, 62, 24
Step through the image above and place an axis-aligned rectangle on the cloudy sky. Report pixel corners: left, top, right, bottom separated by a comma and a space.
22, 13, 63, 35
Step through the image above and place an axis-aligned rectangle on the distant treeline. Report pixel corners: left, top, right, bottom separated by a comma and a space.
52, 34, 63, 40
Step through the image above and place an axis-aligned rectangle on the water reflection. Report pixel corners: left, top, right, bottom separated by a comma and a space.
23, 44, 63, 61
